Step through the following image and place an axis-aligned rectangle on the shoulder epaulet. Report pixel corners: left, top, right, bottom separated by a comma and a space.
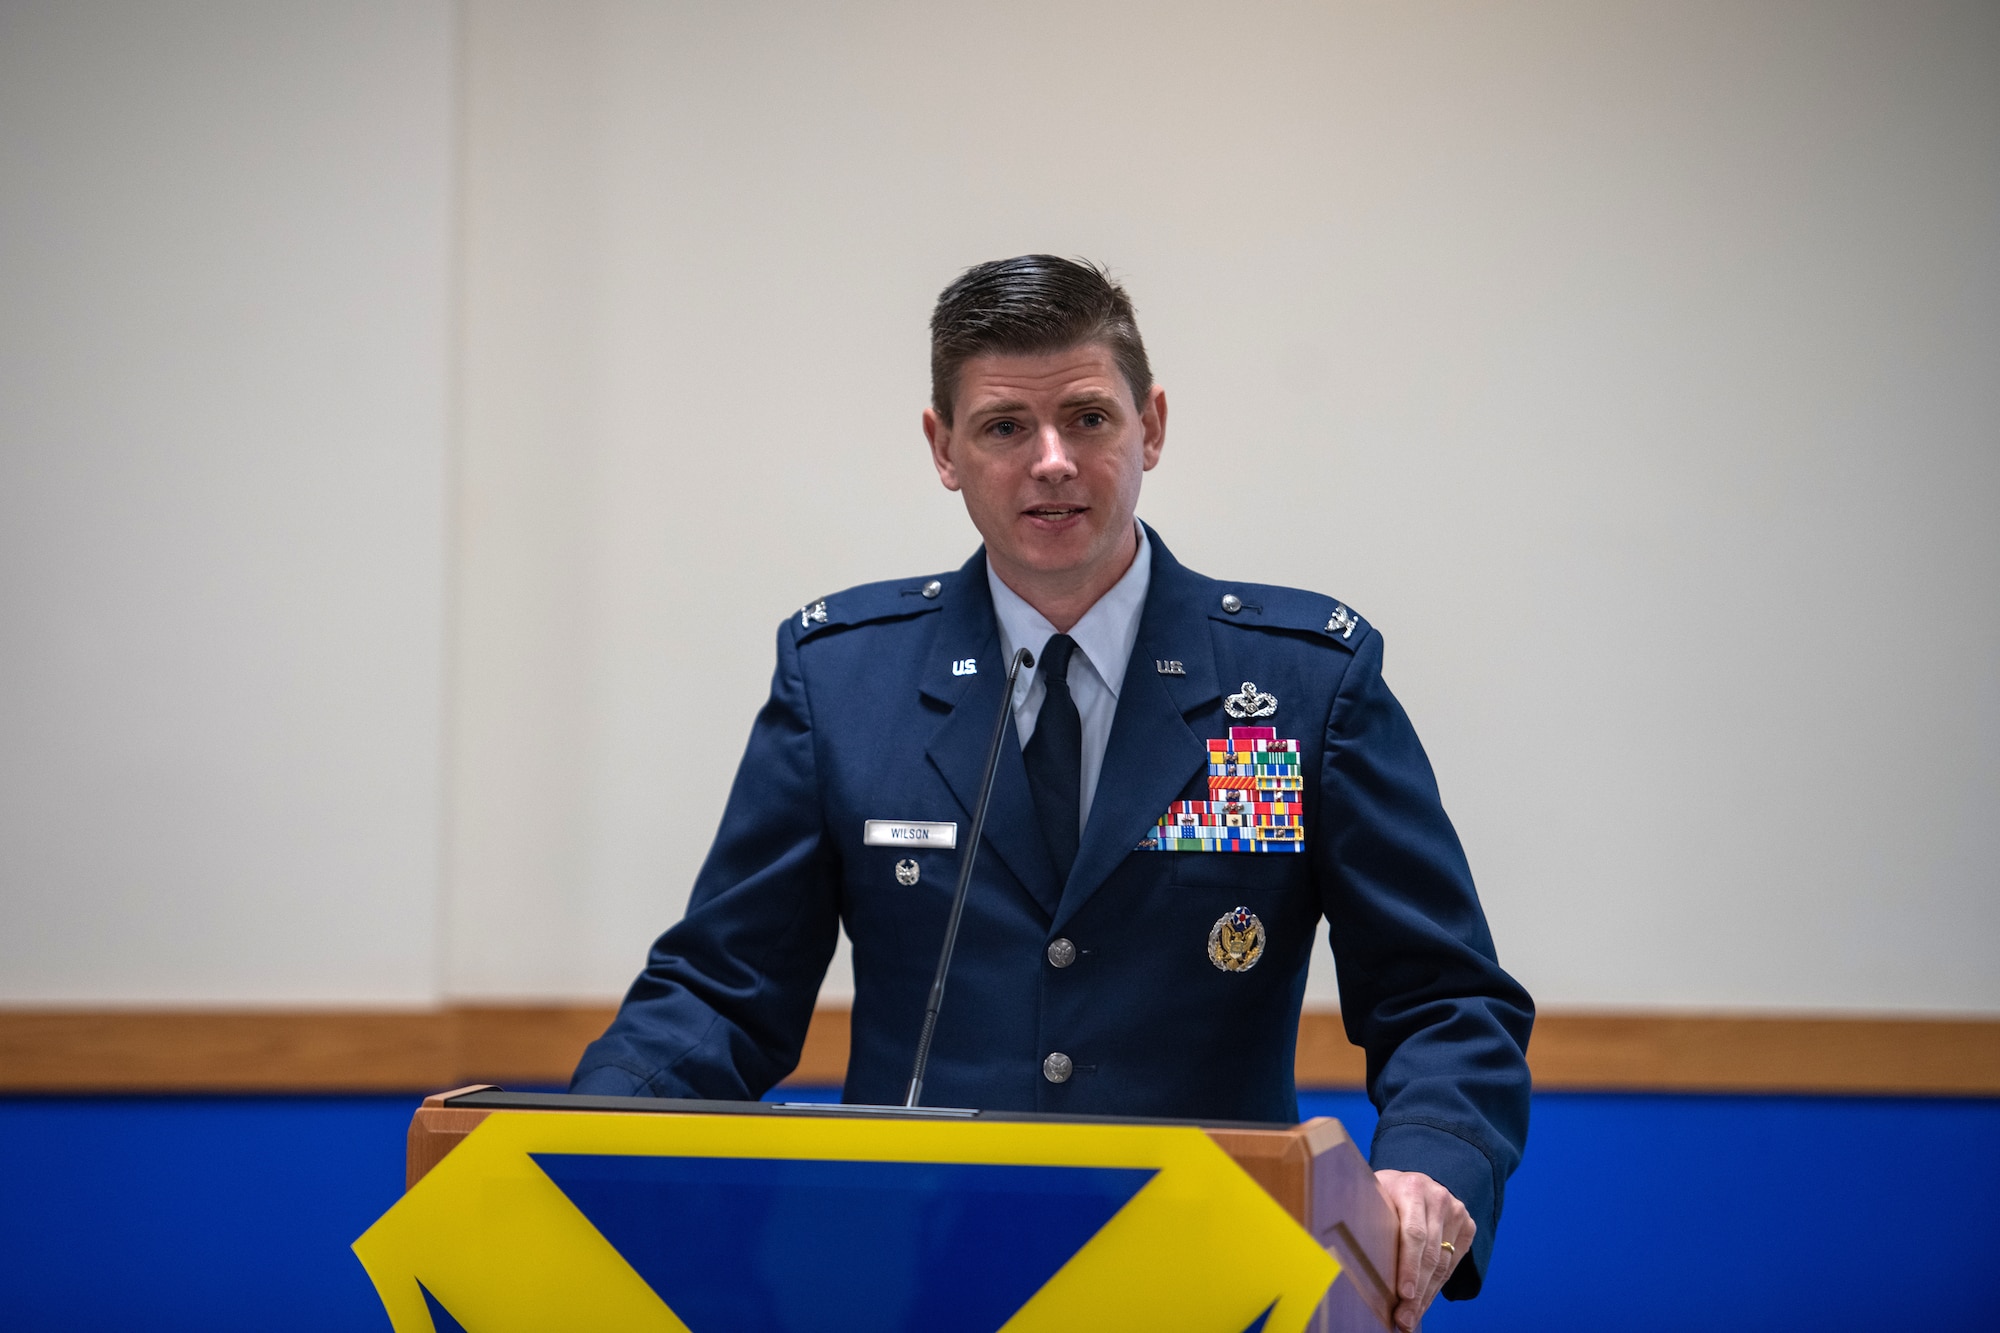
793, 573, 950, 643
1205, 581, 1371, 651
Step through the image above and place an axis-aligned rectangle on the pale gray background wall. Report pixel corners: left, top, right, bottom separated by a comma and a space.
0, 2, 454, 1003
4, 1, 1995, 1016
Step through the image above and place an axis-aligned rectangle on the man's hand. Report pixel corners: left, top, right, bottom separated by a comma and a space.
1373, 1169, 1475, 1331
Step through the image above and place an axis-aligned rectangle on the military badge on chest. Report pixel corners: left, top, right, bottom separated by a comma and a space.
1136, 709, 1306, 855
1208, 906, 1266, 972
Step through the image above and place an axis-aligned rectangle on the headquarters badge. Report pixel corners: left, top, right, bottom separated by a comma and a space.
1208, 906, 1266, 972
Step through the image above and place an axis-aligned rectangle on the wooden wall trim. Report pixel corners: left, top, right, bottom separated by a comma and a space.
0, 1009, 457, 1092
1, 1005, 1994, 1096
1523, 1012, 2000, 1095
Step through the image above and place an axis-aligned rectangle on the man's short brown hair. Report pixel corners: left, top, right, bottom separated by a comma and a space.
929, 255, 1152, 425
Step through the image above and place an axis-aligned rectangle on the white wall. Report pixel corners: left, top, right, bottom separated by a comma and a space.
4, 1, 1994, 1017
448, 0, 2000, 1013
0, 2, 454, 1003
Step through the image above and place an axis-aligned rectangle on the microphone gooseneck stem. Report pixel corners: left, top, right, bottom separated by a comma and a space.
905, 645, 1033, 1108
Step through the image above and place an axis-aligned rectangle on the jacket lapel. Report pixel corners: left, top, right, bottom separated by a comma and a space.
1054, 530, 1222, 932
921, 551, 1062, 919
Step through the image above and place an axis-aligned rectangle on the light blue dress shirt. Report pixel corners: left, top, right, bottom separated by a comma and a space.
986, 522, 1153, 835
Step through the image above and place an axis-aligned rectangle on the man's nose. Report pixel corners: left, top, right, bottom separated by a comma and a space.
1028, 425, 1078, 480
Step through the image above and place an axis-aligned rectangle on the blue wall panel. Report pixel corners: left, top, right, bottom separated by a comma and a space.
1294, 1091, 2000, 1332
0, 1095, 408, 1331
2, 1091, 1994, 1330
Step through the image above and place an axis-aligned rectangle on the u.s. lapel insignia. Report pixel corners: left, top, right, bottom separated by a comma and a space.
894, 858, 920, 886
1223, 681, 1277, 719
1155, 659, 1186, 676
1208, 906, 1265, 972
799, 599, 828, 630
1325, 604, 1357, 639
1139, 726, 1305, 854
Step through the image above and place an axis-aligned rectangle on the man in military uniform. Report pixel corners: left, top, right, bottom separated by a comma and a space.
574, 255, 1533, 1327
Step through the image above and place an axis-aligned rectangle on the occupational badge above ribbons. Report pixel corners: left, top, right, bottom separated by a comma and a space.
1137, 726, 1305, 853
1223, 681, 1277, 720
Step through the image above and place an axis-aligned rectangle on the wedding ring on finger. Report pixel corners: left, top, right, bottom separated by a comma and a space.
1439, 1240, 1456, 1254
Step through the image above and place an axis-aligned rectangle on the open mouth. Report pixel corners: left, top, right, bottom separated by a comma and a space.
1024, 506, 1087, 522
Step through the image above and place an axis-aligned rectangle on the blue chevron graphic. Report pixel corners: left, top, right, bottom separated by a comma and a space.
418, 1280, 470, 1333
532, 1154, 1155, 1332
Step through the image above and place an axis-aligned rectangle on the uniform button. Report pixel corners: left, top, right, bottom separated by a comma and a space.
1046, 938, 1077, 968
1221, 593, 1243, 613
921, 579, 942, 599
1042, 1052, 1073, 1084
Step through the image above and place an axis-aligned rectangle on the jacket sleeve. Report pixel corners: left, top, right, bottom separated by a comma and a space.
1314, 628, 1534, 1300
570, 618, 841, 1099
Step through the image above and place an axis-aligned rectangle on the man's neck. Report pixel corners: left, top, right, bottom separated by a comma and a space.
988, 524, 1140, 633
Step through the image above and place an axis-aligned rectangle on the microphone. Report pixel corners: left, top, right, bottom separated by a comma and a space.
904, 645, 1034, 1108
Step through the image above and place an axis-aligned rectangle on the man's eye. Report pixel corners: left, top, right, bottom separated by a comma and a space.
1079, 412, 1106, 428
990, 421, 1019, 437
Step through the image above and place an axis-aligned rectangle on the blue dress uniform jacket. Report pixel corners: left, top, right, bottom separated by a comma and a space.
573, 527, 1533, 1298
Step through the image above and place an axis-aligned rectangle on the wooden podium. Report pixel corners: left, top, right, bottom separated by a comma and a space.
379, 1087, 1405, 1332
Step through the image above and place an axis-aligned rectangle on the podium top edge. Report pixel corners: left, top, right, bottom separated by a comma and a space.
439, 1088, 1301, 1132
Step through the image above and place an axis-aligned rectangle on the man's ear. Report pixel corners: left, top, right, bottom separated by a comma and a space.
923, 407, 962, 492
1140, 385, 1167, 472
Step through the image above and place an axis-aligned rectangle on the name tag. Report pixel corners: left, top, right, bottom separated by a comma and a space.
863, 820, 958, 849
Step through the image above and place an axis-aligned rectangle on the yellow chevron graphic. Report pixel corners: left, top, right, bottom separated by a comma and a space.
353, 1110, 1340, 1332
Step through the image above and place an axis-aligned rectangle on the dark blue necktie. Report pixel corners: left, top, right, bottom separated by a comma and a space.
1023, 633, 1083, 881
